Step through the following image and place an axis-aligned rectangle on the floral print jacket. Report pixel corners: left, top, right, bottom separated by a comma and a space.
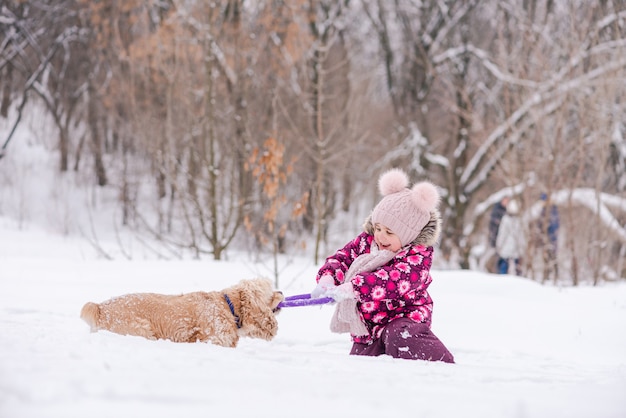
316, 230, 437, 345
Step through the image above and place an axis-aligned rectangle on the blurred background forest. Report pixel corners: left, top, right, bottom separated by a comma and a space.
1, 0, 625, 285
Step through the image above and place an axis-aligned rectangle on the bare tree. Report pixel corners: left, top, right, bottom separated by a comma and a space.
363, 0, 626, 282
0, 1, 88, 167
281, 0, 367, 263
2, 0, 624, 284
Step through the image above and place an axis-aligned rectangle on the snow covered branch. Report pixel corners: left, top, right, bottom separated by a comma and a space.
460, 55, 626, 193
528, 189, 626, 243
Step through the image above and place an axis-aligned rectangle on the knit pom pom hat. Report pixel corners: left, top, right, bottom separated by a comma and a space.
371, 168, 441, 247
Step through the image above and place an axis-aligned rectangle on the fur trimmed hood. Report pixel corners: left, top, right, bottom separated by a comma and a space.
363, 208, 442, 248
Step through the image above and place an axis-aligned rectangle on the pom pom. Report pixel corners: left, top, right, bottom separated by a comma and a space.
411, 182, 440, 212
378, 169, 409, 196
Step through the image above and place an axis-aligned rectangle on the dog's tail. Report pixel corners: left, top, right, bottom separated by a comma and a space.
80, 302, 100, 332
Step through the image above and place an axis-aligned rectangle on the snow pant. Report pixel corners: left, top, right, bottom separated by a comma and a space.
350, 318, 455, 363
497, 257, 521, 275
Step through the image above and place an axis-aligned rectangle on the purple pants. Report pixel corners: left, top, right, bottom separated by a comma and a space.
350, 318, 455, 363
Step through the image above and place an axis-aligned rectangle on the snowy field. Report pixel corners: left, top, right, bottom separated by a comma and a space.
1, 216, 625, 418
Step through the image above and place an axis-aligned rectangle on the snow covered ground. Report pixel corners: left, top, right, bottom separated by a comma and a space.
1, 217, 625, 418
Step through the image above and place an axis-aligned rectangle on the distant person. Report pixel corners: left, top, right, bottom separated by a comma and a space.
537, 193, 560, 279
488, 196, 510, 272
495, 199, 525, 275
489, 196, 510, 248
310, 168, 454, 363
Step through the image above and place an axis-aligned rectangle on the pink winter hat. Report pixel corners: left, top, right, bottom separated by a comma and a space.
371, 168, 440, 246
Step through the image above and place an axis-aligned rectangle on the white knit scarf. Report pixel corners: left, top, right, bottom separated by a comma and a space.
330, 243, 397, 336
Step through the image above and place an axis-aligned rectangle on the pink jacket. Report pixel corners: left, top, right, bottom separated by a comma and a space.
316, 232, 435, 344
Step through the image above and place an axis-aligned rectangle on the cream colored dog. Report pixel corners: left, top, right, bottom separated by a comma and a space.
80, 278, 283, 347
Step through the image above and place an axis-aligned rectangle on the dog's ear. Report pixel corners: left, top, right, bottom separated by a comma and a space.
237, 279, 279, 340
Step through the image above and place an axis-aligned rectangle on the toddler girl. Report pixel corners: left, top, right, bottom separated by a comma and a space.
312, 168, 454, 362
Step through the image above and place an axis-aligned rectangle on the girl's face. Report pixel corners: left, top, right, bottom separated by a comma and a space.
373, 223, 402, 252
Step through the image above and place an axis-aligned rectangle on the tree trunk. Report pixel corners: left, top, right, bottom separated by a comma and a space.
88, 84, 107, 186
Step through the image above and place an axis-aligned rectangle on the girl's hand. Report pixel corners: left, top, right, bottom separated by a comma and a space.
311, 275, 336, 298
327, 282, 356, 302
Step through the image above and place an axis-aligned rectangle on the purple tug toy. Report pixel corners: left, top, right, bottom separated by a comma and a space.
277, 293, 334, 308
